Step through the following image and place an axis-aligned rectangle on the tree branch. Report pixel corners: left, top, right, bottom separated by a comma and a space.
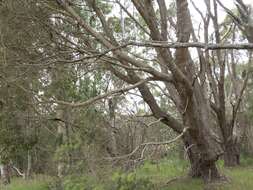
48, 77, 156, 107
126, 41, 253, 50
106, 127, 189, 160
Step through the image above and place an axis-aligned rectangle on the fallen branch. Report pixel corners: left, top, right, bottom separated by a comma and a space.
12, 166, 25, 178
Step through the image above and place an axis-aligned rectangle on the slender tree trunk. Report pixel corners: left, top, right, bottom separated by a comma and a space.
1, 164, 10, 185
108, 98, 118, 157
56, 108, 66, 178
26, 150, 32, 178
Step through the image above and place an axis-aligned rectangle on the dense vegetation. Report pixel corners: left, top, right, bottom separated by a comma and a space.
0, 0, 253, 189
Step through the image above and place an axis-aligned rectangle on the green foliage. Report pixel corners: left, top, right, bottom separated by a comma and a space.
240, 154, 253, 166
109, 172, 154, 190
2, 176, 50, 190
135, 158, 188, 181
62, 175, 102, 190
8, 157, 253, 190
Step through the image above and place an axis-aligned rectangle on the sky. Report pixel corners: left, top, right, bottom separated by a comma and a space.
115, 0, 253, 114
189, 0, 253, 20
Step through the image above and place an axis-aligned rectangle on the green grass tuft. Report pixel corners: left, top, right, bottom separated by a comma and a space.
0, 176, 50, 190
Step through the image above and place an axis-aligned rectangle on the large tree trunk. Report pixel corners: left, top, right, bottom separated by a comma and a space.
183, 134, 221, 182
180, 80, 223, 182
186, 149, 220, 182
108, 98, 118, 157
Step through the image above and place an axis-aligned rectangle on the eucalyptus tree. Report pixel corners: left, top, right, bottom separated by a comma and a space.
46, 0, 222, 181
46, 0, 253, 182
213, 0, 253, 166
1, 0, 253, 183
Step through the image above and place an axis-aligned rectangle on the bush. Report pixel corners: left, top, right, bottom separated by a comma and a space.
64, 175, 105, 190
109, 172, 155, 190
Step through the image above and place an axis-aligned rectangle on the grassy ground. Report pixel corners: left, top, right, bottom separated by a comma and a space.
0, 176, 50, 190
0, 157, 253, 190
134, 157, 253, 190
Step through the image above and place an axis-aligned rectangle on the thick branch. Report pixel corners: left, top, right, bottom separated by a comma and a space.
126, 41, 253, 50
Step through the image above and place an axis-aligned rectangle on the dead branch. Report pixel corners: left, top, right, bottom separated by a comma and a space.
127, 41, 253, 50
12, 166, 25, 178
105, 127, 189, 160
50, 77, 157, 107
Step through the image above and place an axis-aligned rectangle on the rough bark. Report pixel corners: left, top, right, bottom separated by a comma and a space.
183, 135, 221, 183
220, 123, 240, 167
224, 143, 240, 167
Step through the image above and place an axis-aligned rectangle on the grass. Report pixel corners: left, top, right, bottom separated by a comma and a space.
0, 157, 253, 190
0, 176, 50, 190
133, 156, 253, 190
160, 166, 253, 190
134, 158, 204, 190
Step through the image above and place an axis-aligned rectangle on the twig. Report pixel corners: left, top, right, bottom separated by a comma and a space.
105, 127, 189, 160
184, 144, 196, 159
51, 77, 155, 107
147, 118, 163, 127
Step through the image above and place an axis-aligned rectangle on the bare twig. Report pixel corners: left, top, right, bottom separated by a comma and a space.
50, 77, 156, 107
105, 127, 189, 160
147, 117, 163, 127
116, 0, 150, 35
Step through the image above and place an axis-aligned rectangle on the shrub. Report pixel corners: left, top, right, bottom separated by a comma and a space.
109, 172, 155, 190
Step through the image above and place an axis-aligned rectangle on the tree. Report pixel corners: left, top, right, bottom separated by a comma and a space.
1, 0, 253, 183
47, 0, 223, 181
214, 0, 253, 166
48, 0, 253, 181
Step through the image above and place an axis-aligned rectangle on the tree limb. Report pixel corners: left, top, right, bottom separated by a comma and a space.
105, 127, 189, 160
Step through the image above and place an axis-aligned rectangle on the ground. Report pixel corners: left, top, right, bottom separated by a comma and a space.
1, 157, 253, 190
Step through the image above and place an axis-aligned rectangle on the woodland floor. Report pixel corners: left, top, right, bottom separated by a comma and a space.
1, 157, 253, 190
